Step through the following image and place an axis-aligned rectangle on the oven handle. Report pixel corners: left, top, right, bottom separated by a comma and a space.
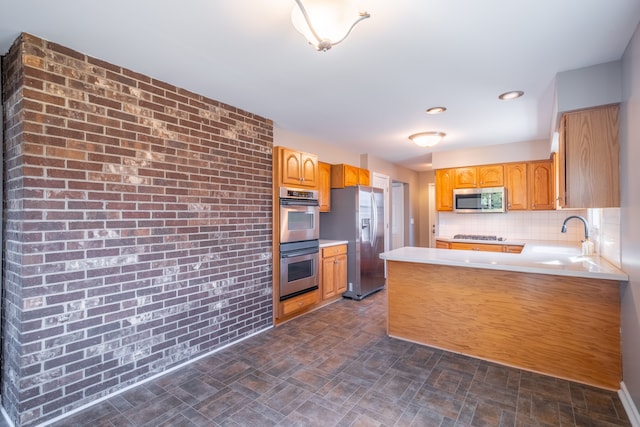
281, 247, 319, 258
280, 198, 319, 207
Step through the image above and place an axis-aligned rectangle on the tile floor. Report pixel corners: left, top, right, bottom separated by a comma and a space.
41, 290, 630, 427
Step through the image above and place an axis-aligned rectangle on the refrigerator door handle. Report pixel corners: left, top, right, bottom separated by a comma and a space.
371, 191, 377, 249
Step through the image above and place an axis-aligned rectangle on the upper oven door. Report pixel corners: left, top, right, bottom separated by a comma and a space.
280, 199, 320, 243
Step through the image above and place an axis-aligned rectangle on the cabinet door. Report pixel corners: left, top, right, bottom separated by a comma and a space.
450, 242, 504, 252
436, 169, 454, 211
435, 240, 450, 249
322, 256, 337, 299
343, 164, 359, 186
560, 105, 620, 208
528, 160, 555, 210
331, 164, 363, 188
505, 163, 528, 210
281, 290, 320, 316
318, 162, 331, 212
454, 167, 478, 188
300, 153, 318, 187
281, 148, 303, 186
479, 165, 504, 187
334, 253, 348, 294
358, 168, 370, 186
280, 148, 318, 188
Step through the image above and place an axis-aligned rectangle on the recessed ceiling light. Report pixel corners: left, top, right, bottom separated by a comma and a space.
498, 90, 524, 100
426, 106, 447, 114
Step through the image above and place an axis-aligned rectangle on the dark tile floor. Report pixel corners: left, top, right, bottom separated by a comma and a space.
46, 290, 629, 427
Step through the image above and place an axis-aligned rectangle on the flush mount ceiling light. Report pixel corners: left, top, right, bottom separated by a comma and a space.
426, 106, 447, 114
498, 90, 524, 100
408, 131, 446, 147
291, 0, 370, 52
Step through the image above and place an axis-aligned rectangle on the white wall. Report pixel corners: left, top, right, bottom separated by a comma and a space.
274, 126, 361, 166
620, 21, 640, 410
432, 139, 551, 170
556, 61, 622, 113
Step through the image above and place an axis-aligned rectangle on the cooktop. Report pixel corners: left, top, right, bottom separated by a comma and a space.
453, 234, 505, 241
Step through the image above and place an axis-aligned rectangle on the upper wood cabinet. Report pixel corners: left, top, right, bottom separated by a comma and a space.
358, 168, 371, 186
318, 161, 331, 212
505, 163, 528, 210
436, 158, 555, 212
452, 165, 503, 189
279, 147, 318, 188
331, 164, 370, 188
559, 104, 620, 208
478, 165, 504, 187
454, 167, 477, 188
436, 168, 454, 211
528, 158, 555, 210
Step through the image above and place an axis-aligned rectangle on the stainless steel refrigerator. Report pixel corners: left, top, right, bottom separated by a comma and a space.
320, 186, 385, 300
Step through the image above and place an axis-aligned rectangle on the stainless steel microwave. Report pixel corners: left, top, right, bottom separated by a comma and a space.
453, 187, 506, 213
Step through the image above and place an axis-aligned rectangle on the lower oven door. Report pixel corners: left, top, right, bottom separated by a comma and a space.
280, 242, 319, 301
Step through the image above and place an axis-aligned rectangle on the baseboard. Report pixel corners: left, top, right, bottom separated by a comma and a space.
620, 382, 640, 427
15, 326, 272, 427
1, 403, 15, 427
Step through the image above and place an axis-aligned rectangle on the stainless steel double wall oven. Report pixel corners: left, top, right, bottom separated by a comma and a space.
279, 187, 320, 301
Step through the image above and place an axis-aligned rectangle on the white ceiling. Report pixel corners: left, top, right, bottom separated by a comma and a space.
2, 0, 640, 171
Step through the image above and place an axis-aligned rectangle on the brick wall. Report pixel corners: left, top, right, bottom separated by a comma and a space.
1, 33, 273, 426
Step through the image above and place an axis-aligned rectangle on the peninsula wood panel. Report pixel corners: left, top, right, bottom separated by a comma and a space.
386, 261, 621, 390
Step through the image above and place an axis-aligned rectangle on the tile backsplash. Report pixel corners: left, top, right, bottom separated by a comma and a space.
589, 208, 621, 267
439, 210, 588, 241
438, 208, 621, 266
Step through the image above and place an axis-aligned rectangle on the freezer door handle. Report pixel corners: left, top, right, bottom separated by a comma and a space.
371, 192, 377, 249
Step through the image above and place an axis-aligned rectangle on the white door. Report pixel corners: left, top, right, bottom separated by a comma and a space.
391, 182, 405, 249
371, 172, 390, 253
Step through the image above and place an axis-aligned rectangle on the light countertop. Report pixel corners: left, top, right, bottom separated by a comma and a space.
319, 239, 349, 248
380, 240, 628, 281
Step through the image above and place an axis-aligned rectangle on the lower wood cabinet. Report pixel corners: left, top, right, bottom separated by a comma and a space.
321, 244, 348, 300
436, 240, 523, 254
450, 242, 505, 252
436, 240, 451, 249
281, 290, 320, 317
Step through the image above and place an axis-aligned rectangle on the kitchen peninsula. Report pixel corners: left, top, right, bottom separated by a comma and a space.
380, 242, 628, 390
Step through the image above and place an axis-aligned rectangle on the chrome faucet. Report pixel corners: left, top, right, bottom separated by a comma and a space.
561, 215, 589, 240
